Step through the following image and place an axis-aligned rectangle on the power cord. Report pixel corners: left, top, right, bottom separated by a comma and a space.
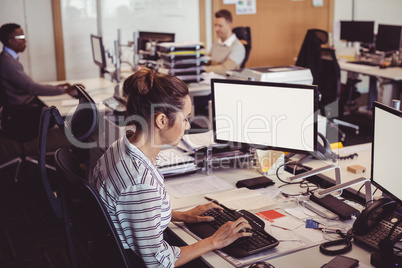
320, 229, 353, 255
276, 162, 320, 197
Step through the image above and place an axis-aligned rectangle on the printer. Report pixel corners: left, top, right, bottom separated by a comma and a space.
226, 65, 313, 85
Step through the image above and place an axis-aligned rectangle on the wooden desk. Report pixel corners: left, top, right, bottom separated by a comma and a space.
39, 77, 116, 116
165, 143, 375, 267
338, 60, 402, 107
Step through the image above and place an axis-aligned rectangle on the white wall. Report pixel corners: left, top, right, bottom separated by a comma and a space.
61, 0, 200, 80
0, 0, 57, 82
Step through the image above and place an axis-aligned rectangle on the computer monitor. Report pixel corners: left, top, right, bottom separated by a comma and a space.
371, 102, 402, 205
340, 21, 375, 43
138, 31, 175, 52
211, 79, 318, 154
375, 24, 402, 52
90, 34, 107, 69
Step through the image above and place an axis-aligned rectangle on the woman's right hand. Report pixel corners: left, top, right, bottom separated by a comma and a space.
210, 217, 253, 249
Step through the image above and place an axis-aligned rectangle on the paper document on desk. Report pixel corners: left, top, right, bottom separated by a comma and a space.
205, 188, 276, 212
165, 176, 234, 198
180, 130, 226, 152
156, 147, 194, 168
156, 147, 196, 177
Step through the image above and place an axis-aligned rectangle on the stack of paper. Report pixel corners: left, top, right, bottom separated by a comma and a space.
156, 147, 197, 177
205, 188, 277, 212
179, 130, 226, 152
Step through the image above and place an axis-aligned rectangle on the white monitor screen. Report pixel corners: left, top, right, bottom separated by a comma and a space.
372, 102, 402, 203
211, 79, 317, 154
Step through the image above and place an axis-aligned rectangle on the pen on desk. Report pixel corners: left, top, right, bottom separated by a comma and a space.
204, 197, 232, 212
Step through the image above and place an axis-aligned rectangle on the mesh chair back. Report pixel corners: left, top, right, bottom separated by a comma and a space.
55, 147, 131, 267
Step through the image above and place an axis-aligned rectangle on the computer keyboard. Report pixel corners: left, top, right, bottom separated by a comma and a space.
103, 97, 125, 113
185, 207, 279, 258
354, 220, 402, 250
347, 61, 380, 67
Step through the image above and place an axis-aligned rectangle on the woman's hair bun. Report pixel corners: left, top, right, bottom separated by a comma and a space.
123, 68, 155, 97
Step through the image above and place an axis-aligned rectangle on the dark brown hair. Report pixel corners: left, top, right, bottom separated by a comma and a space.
123, 68, 189, 132
215, 9, 232, 23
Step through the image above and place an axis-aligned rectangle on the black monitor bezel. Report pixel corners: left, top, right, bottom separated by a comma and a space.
211, 78, 318, 154
340, 20, 375, 43
90, 34, 107, 69
138, 31, 175, 51
375, 24, 402, 52
371, 101, 402, 205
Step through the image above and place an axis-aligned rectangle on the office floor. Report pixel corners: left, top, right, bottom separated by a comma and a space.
0, 99, 373, 268
0, 164, 92, 268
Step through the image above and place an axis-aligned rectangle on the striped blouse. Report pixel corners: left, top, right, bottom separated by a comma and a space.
91, 135, 181, 267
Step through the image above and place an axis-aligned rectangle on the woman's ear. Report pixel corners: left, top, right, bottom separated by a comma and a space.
155, 113, 168, 130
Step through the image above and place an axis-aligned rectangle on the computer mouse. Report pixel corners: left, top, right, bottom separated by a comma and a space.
249, 261, 275, 268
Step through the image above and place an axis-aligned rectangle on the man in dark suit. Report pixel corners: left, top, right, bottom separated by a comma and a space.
0, 23, 77, 106
0, 23, 77, 163
0, 23, 78, 137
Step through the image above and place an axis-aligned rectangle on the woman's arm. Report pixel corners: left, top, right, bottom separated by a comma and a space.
171, 202, 222, 223
174, 217, 252, 267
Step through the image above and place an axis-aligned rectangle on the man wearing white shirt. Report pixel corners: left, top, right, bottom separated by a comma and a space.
204, 9, 245, 75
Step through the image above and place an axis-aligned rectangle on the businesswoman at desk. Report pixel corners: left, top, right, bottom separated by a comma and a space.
91, 68, 252, 267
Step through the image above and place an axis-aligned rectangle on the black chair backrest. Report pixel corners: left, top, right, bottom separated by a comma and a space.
296, 29, 329, 85
233, 26, 252, 68
55, 147, 130, 268
319, 47, 341, 108
38, 85, 99, 218
67, 85, 99, 142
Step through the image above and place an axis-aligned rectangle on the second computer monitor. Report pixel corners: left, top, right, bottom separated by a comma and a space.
211, 79, 318, 154
138, 31, 175, 51
375, 24, 402, 52
340, 21, 375, 43
371, 102, 402, 204
90, 34, 107, 69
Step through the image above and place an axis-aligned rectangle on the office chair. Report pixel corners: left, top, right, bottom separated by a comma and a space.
54, 147, 133, 268
0, 88, 50, 181
38, 85, 99, 268
233, 26, 252, 68
296, 29, 359, 141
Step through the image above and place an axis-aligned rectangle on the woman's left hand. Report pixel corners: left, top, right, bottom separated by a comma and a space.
173, 203, 223, 223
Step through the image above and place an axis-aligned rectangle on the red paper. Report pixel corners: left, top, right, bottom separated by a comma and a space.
256, 209, 286, 222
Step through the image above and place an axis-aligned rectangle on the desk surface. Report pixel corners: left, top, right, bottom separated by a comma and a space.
39, 77, 211, 116
39, 77, 116, 116
165, 143, 375, 267
339, 60, 402, 81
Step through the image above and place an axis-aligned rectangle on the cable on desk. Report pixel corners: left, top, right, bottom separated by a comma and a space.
276, 162, 320, 197
332, 152, 359, 161
319, 230, 353, 255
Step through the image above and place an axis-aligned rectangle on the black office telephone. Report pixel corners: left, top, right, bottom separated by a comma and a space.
313, 132, 333, 160
320, 198, 399, 256
313, 132, 358, 162
351, 198, 402, 251
352, 198, 397, 236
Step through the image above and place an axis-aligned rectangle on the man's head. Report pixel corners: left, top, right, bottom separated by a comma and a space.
214, 9, 233, 42
0, 23, 26, 53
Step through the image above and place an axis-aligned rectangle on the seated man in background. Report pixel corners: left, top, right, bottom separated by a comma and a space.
0, 23, 78, 134
204, 9, 245, 75
0, 23, 77, 162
